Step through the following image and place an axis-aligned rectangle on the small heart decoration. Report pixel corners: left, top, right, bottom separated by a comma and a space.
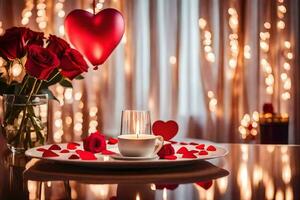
107, 138, 118, 145
42, 150, 59, 157
48, 144, 61, 151
196, 181, 213, 190
199, 150, 208, 155
67, 142, 80, 150
207, 145, 216, 151
65, 8, 125, 66
60, 149, 70, 153
152, 120, 179, 141
101, 150, 116, 155
75, 150, 97, 160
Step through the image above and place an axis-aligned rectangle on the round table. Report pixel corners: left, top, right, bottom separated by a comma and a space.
0, 137, 299, 200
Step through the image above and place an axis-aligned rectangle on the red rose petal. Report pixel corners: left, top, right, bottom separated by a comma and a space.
68, 154, 80, 160
199, 150, 208, 155
177, 146, 189, 154
107, 138, 118, 145
164, 155, 177, 160
196, 181, 213, 190
42, 150, 59, 157
196, 144, 205, 150
48, 144, 61, 151
101, 150, 116, 155
169, 140, 178, 144
60, 149, 70, 153
37, 148, 47, 152
188, 150, 198, 154
76, 150, 97, 160
189, 142, 199, 145
182, 153, 197, 159
207, 145, 216, 151
67, 142, 80, 150
180, 142, 188, 145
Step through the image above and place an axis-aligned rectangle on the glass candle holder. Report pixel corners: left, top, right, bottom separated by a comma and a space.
259, 113, 289, 144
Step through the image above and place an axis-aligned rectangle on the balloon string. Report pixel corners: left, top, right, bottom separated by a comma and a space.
93, 0, 96, 15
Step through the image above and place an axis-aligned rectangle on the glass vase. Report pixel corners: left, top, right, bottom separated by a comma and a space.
1, 94, 48, 153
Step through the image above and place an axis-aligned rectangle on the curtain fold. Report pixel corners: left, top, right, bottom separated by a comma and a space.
0, 0, 299, 143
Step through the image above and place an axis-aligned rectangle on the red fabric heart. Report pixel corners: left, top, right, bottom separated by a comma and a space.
68, 154, 80, 160
189, 142, 199, 145
155, 184, 179, 190
199, 150, 208, 155
65, 9, 125, 66
152, 120, 179, 141
176, 146, 189, 154
42, 150, 59, 157
196, 181, 213, 190
76, 150, 97, 160
182, 153, 197, 159
67, 142, 80, 150
196, 144, 205, 150
157, 144, 175, 159
107, 137, 118, 145
180, 142, 188, 145
164, 155, 177, 160
37, 148, 47, 152
101, 150, 116, 155
60, 149, 70, 153
48, 144, 61, 151
207, 145, 216, 151
188, 150, 198, 154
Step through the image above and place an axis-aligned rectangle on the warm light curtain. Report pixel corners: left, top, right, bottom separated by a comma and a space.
0, 0, 299, 143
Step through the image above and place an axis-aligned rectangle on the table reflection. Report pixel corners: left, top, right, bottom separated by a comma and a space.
1, 142, 300, 199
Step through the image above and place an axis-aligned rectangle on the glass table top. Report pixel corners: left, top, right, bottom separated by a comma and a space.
0, 137, 299, 200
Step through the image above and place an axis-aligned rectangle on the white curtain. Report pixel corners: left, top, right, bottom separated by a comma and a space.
0, 0, 299, 143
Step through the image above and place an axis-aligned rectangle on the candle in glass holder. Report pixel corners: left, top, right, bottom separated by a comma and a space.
259, 113, 289, 144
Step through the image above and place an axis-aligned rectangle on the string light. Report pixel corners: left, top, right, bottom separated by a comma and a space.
198, 18, 207, 30
207, 91, 217, 113
244, 45, 251, 59
169, 56, 177, 65
260, 20, 274, 95
239, 111, 259, 140
228, 8, 239, 75
55, 0, 66, 36
36, 0, 47, 30
21, 0, 34, 25
11, 63, 22, 77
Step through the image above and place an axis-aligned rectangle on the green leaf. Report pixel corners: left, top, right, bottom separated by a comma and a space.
46, 70, 62, 86
74, 74, 84, 80
40, 88, 59, 102
59, 78, 73, 88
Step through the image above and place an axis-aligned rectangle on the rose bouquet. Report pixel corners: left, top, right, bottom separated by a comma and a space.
0, 27, 88, 152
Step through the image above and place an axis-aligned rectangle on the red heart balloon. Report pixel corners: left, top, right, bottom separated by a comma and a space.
64, 8, 125, 66
152, 120, 179, 141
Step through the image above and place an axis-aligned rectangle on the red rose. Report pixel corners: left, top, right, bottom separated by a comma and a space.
157, 143, 175, 159
59, 48, 88, 80
0, 27, 44, 60
25, 29, 44, 46
83, 131, 106, 153
0, 27, 26, 59
25, 45, 60, 80
47, 35, 70, 58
